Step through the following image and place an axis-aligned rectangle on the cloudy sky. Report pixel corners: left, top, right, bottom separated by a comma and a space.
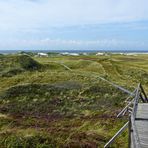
0, 0, 148, 50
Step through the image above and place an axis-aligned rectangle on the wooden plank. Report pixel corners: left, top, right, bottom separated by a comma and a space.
131, 133, 134, 148
128, 116, 131, 148
131, 115, 141, 148
133, 103, 148, 148
136, 104, 148, 119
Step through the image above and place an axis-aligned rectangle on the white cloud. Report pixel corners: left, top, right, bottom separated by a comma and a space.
0, 38, 147, 50
0, 0, 148, 30
0, 0, 148, 50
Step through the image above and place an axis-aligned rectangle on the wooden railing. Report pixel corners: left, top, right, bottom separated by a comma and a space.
104, 83, 147, 148
130, 84, 141, 148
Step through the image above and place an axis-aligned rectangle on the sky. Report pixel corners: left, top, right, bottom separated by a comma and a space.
0, 0, 148, 51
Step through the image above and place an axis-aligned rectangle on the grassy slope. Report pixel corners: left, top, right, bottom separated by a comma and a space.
0, 54, 148, 148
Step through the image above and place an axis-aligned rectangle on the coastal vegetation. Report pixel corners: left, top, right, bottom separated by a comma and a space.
0, 53, 148, 147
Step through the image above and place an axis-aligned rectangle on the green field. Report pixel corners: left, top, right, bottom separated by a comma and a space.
0, 53, 148, 148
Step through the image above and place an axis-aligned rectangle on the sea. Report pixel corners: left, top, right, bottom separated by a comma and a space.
0, 49, 148, 54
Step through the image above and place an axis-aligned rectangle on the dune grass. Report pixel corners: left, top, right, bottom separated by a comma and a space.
0, 53, 148, 147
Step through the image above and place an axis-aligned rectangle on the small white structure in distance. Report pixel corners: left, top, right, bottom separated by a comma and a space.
96, 52, 104, 56
124, 53, 137, 56
82, 52, 88, 55
37, 53, 48, 57
61, 52, 79, 56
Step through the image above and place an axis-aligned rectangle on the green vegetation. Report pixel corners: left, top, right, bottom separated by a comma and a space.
0, 55, 42, 77
0, 53, 148, 147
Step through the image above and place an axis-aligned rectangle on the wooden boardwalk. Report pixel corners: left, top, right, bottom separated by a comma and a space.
104, 83, 148, 148
131, 103, 148, 148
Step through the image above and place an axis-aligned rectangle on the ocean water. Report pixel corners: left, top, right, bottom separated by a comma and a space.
0, 49, 148, 54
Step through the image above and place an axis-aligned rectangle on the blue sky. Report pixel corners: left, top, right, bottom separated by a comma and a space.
0, 0, 148, 50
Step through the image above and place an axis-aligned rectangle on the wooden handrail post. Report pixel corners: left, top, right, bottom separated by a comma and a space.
140, 83, 148, 102
128, 116, 131, 148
